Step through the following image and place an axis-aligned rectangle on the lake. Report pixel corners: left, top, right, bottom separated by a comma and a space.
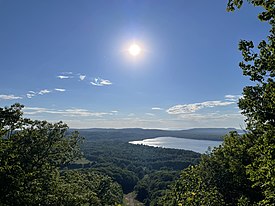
129, 137, 223, 153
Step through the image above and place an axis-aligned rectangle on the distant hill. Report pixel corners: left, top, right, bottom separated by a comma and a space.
70, 128, 244, 142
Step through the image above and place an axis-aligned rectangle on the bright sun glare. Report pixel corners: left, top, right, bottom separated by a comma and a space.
128, 44, 141, 56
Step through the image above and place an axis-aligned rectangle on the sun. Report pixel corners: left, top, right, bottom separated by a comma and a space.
128, 44, 141, 56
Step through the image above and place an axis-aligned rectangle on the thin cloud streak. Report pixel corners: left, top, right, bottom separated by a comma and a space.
225, 94, 243, 102
0, 94, 22, 100
152, 107, 163, 110
167, 101, 235, 114
23, 107, 111, 118
57, 75, 71, 79
54, 88, 66, 92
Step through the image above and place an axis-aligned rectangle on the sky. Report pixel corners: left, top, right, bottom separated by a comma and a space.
0, 0, 269, 129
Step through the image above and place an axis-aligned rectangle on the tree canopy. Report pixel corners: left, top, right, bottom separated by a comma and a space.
160, 1, 275, 205
0, 104, 123, 205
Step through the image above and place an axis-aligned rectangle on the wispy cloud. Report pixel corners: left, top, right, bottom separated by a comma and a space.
57, 72, 86, 81
23, 107, 111, 118
23, 107, 49, 115
38, 89, 51, 95
57, 75, 71, 79
167, 101, 235, 115
91, 77, 112, 86
146, 113, 155, 116
26, 89, 62, 99
152, 107, 163, 110
225, 94, 242, 102
0, 94, 22, 100
54, 88, 66, 92
62, 109, 109, 117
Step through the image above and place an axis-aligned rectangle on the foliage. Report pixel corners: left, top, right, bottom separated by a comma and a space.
134, 170, 180, 206
227, 0, 275, 204
79, 140, 200, 195
160, 165, 224, 206
90, 164, 139, 194
53, 170, 123, 206
82, 140, 200, 172
160, 1, 275, 205
0, 104, 123, 205
160, 132, 262, 205
64, 139, 199, 205
246, 127, 275, 205
227, 0, 275, 132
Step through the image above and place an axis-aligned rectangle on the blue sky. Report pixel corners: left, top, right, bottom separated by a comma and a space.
0, 0, 269, 129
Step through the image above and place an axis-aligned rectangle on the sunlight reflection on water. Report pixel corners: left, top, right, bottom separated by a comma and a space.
129, 137, 222, 154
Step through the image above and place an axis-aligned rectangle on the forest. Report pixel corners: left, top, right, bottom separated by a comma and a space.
1, 0, 274, 205
0, 104, 238, 205
0, 103, 203, 205
79, 138, 200, 204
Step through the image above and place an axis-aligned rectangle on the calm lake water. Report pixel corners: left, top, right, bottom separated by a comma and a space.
129, 137, 223, 154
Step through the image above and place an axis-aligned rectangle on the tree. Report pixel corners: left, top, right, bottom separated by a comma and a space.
135, 170, 180, 206
0, 103, 24, 137
227, 0, 275, 204
0, 104, 123, 205
161, 1, 275, 205
0, 104, 82, 205
160, 132, 260, 205
53, 170, 123, 206
227, 0, 275, 132
160, 165, 224, 206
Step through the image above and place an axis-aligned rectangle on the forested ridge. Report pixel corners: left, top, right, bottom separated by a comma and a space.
73, 127, 241, 141
1, 0, 274, 205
